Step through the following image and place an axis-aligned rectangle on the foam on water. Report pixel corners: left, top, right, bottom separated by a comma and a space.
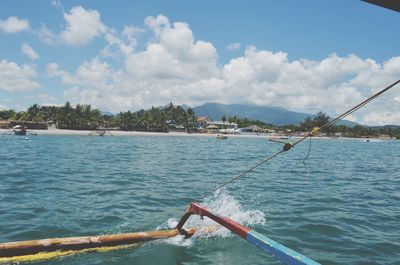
162, 189, 266, 246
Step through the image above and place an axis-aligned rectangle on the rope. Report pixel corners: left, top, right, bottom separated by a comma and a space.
200, 149, 285, 200
299, 136, 312, 177
199, 79, 400, 201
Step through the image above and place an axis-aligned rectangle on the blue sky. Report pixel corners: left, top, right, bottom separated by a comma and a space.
0, 0, 399, 125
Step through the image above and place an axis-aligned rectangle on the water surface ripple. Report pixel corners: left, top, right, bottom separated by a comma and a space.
0, 135, 399, 264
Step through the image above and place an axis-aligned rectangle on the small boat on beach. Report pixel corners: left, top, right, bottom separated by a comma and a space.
89, 129, 107, 136
12, 125, 27, 136
96, 130, 106, 136
216, 134, 228, 139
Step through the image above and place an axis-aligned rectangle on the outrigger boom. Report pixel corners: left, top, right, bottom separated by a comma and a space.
176, 202, 320, 265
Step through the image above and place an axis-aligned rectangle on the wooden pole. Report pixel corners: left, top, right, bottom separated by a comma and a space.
0, 228, 197, 258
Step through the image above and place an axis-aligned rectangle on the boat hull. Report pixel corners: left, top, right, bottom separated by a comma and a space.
13, 129, 27, 135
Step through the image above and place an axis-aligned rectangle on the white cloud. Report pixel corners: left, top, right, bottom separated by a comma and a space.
362, 111, 400, 126
47, 14, 400, 125
75, 58, 111, 90
0, 16, 29, 33
221, 48, 400, 124
125, 15, 219, 80
101, 25, 145, 58
0, 103, 10, 110
61, 6, 106, 46
37, 6, 106, 46
227, 42, 241, 51
46, 62, 76, 84
0, 60, 39, 91
21, 43, 39, 60
37, 24, 58, 45
51, 0, 64, 9
25, 94, 56, 101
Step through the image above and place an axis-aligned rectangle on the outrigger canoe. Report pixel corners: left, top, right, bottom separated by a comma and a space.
0, 202, 320, 264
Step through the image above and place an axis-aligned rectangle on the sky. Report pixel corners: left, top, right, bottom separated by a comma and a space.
0, 0, 399, 125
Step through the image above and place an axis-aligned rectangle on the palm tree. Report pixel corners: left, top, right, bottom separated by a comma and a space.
27, 104, 40, 121
186, 107, 196, 132
90, 108, 102, 129
221, 115, 227, 130
75, 104, 84, 128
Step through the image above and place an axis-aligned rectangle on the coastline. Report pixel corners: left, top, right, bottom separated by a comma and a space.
0, 127, 389, 141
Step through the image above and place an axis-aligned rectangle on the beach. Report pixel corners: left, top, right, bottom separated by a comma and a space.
0, 127, 387, 141
1, 127, 268, 138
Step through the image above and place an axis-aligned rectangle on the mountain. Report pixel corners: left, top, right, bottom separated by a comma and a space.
101, 111, 115, 116
369, 125, 400, 129
193, 102, 358, 126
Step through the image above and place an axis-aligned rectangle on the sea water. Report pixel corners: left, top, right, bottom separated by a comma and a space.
0, 135, 399, 265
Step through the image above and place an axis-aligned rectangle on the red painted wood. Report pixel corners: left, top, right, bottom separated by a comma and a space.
188, 203, 251, 238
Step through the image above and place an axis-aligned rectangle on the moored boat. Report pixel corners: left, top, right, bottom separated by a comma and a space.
216, 134, 228, 139
12, 125, 27, 136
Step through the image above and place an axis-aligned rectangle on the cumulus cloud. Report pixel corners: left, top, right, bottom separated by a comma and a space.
26, 94, 56, 101
227, 42, 241, 51
61, 6, 106, 46
46, 62, 76, 84
0, 60, 39, 91
221, 48, 400, 124
21, 43, 39, 60
101, 25, 145, 58
125, 15, 219, 80
37, 6, 106, 46
362, 112, 400, 126
46, 14, 400, 125
0, 16, 29, 33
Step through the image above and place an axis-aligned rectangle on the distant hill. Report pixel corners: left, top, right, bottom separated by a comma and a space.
369, 125, 400, 129
101, 111, 115, 116
193, 102, 358, 126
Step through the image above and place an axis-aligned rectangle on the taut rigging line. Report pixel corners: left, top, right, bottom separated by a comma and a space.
200, 79, 400, 201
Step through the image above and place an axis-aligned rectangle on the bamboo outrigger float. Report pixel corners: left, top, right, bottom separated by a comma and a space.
0, 204, 320, 264
0, 228, 198, 262
0, 202, 320, 264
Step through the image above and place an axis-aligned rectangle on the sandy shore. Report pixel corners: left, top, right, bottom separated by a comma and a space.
0, 127, 231, 137
0, 127, 373, 141
25, 127, 272, 138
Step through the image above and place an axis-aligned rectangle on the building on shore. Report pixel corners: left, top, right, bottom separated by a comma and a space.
206, 121, 238, 129
242, 125, 264, 133
196, 116, 213, 127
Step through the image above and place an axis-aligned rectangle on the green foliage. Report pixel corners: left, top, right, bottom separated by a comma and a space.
115, 102, 197, 132
1, 102, 104, 130
0, 109, 16, 120
300, 111, 331, 132
226, 115, 273, 129
54, 102, 103, 130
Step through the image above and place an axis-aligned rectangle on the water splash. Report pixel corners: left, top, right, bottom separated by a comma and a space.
163, 189, 266, 246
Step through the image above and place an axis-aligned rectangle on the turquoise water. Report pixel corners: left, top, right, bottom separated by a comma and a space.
1, 134, 399, 265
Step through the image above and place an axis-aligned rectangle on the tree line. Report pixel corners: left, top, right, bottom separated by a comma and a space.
115, 102, 196, 132
222, 111, 400, 138
0, 102, 399, 138
0, 102, 196, 132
